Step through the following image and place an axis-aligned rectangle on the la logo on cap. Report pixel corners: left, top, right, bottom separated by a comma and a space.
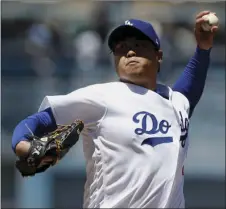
156, 39, 159, 45
125, 20, 133, 26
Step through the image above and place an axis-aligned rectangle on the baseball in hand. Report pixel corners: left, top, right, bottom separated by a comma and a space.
201, 13, 219, 31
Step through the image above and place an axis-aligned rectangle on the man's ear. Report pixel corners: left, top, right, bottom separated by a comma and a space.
157, 50, 163, 63
156, 50, 163, 73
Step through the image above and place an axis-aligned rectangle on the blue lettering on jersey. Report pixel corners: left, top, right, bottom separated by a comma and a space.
133, 111, 172, 147
179, 111, 189, 148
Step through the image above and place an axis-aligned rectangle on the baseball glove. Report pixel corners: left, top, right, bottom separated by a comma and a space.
15, 120, 84, 177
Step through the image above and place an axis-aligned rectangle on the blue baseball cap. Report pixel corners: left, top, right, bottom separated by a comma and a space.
108, 19, 160, 51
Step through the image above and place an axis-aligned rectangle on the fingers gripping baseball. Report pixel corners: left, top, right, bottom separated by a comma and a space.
194, 11, 219, 50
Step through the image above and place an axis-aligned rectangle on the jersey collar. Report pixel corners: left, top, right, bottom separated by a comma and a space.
119, 79, 170, 100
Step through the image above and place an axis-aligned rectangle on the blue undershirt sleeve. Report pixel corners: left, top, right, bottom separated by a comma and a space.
12, 107, 57, 153
172, 46, 211, 117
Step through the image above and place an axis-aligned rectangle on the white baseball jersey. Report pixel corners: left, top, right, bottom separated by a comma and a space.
39, 82, 190, 208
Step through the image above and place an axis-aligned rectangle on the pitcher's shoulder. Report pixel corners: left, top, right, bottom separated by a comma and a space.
171, 91, 190, 113
156, 83, 190, 112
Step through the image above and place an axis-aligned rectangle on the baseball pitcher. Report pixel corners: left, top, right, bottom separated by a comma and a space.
12, 11, 218, 208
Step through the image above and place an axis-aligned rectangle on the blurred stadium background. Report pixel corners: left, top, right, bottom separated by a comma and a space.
1, 1, 225, 208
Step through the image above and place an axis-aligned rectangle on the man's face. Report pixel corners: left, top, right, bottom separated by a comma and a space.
113, 37, 162, 85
